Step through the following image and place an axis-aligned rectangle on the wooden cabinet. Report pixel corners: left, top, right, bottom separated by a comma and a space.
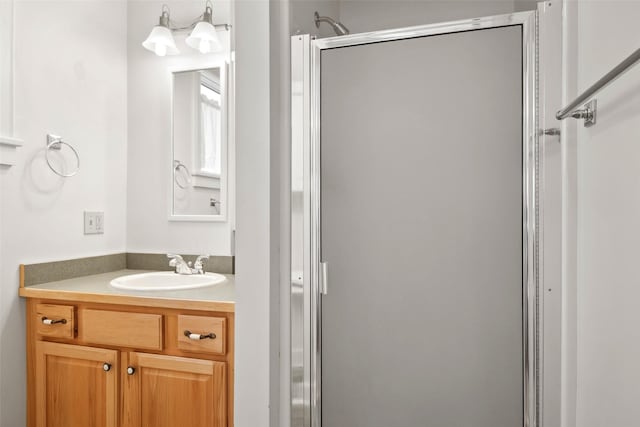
123, 353, 226, 427
26, 300, 234, 427
35, 342, 118, 427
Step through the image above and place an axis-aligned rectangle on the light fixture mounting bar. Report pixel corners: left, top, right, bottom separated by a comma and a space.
161, 1, 230, 33
168, 23, 231, 33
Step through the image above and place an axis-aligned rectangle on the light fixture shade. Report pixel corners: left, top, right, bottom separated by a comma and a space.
186, 21, 221, 54
142, 25, 179, 56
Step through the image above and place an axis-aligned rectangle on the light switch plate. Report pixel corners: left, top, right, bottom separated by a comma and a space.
84, 211, 104, 235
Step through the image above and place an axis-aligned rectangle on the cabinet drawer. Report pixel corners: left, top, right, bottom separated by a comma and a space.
177, 315, 226, 355
79, 309, 163, 351
35, 304, 75, 339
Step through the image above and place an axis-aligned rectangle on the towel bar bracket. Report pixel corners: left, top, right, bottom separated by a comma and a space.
570, 99, 597, 127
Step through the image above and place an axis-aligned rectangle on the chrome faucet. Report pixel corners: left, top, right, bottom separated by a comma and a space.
167, 254, 209, 275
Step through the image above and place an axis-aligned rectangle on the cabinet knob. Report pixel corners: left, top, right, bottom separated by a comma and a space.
103, 363, 111, 372
42, 317, 67, 325
184, 330, 216, 340
127, 366, 136, 375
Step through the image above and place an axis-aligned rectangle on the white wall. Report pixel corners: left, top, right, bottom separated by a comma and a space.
337, 0, 517, 33
0, 1, 128, 425
564, 2, 640, 427
0, 1, 13, 420
538, 3, 564, 427
561, 2, 579, 426
234, 1, 274, 426
0, 0, 13, 136
126, 0, 234, 256
514, 0, 539, 12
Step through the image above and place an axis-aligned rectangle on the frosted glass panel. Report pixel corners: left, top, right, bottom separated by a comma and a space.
320, 26, 523, 427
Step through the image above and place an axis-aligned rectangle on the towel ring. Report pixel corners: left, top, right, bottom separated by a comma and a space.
174, 160, 192, 189
45, 134, 80, 178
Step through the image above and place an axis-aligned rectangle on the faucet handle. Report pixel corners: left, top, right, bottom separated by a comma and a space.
194, 255, 209, 272
167, 253, 183, 268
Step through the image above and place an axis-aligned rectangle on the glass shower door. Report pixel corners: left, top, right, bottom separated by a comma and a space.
292, 11, 540, 427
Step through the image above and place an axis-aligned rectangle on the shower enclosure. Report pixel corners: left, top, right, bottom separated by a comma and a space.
292, 8, 558, 427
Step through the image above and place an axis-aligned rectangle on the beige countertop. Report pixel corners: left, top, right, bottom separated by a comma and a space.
19, 269, 235, 312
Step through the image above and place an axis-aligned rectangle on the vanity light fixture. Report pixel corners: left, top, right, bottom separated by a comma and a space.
142, 5, 179, 56
142, 1, 229, 57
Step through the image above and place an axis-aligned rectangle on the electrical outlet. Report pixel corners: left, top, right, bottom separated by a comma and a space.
84, 211, 104, 235
95, 212, 104, 233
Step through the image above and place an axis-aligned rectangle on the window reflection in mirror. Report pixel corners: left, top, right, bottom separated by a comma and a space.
199, 75, 222, 178
172, 65, 227, 220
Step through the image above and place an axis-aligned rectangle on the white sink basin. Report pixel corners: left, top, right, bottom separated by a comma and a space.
110, 272, 226, 291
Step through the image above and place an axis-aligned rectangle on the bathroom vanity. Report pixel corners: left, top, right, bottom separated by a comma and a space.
19, 265, 235, 427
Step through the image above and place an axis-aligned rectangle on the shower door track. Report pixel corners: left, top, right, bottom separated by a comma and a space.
291, 10, 540, 427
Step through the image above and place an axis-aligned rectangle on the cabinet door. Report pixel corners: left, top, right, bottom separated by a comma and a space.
35, 341, 118, 427
124, 352, 227, 427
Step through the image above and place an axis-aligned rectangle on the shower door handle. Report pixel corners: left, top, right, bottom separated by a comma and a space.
320, 262, 328, 295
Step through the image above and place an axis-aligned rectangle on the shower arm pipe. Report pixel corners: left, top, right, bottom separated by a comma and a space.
556, 46, 640, 121
314, 14, 336, 27
314, 11, 349, 35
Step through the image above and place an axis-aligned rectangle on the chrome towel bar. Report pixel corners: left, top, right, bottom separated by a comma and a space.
556, 46, 640, 127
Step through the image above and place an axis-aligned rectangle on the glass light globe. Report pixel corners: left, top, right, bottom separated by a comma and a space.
186, 21, 221, 54
142, 25, 179, 56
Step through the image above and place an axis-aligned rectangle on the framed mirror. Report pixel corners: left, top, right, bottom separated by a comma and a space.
171, 64, 228, 221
